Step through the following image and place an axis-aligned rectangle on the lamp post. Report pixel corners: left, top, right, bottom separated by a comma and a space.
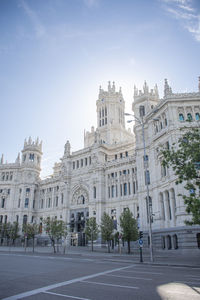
125, 112, 154, 262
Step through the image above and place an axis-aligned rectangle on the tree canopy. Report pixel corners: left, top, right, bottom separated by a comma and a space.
85, 217, 99, 251
162, 127, 200, 225
100, 212, 114, 253
43, 218, 67, 253
120, 208, 138, 253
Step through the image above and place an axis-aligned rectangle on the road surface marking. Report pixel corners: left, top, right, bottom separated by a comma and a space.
44, 291, 91, 300
81, 280, 139, 289
121, 270, 163, 275
104, 274, 152, 280
2, 265, 134, 300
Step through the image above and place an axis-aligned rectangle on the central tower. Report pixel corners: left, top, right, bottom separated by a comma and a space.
96, 81, 132, 145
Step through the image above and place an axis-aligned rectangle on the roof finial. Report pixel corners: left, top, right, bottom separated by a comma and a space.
108, 81, 111, 91
0, 154, 3, 164
112, 81, 115, 92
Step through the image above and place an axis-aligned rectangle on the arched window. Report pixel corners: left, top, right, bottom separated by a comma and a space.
195, 112, 200, 121
187, 113, 193, 121
179, 113, 184, 121
167, 235, 172, 249
173, 234, 178, 249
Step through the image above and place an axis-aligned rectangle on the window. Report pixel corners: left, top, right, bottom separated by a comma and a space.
108, 187, 110, 198
179, 113, 184, 121
85, 158, 88, 166
165, 118, 168, 126
195, 112, 200, 121
124, 183, 127, 196
115, 154, 117, 160
56, 196, 58, 207
123, 170, 126, 175
26, 188, 30, 196
93, 186, 96, 199
125, 151, 128, 157
161, 236, 165, 249
73, 162, 75, 169
81, 159, 83, 167
23, 215, 27, 225
16, 215, 19, 223
41, 199, 44, 209
33, 199, 35, 209
173, 234, 178, 249
25, 198, 29, 208
133, 181, 136, 194
167, 235, 172, 249
23, 154, 26, 162
111, 185, 114, 198
77, 160, 79, 168
105, 118, 107, 124
102, 119, 104, 126
145, 170, 150, 185
197, 233, 200, 248
89, 156, 91, 164
18, 198, 21, 208
128, 182, 131, 195
48, 198, 51, 208
187, 113, 193, 121
61, 193, 64, 204
0, 215, 3, 223
120, 184, 122, 196
120, 153, 123, 159
139, 105, 145, 117
1, 198, 5, 208
29, 153, 34, 161
115, 185, 118, 197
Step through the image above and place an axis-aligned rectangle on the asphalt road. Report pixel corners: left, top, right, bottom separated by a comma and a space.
0, 253, 200, 300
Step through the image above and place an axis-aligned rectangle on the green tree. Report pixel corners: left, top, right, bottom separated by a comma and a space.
43, 218, 67, 253
120, 208, 138, 254
0, 222, 12, 245
85, 217, 99, 251
23, 223, 39, 252
162, 127, 200, 225
100, 212, 114, 253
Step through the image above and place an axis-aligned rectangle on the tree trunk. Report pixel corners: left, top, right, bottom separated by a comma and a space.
32, 237, 35, 253
128, 240, 131, 254
108, 240, 110, 253
52, 239, 56, 253
91, 239, 94, 252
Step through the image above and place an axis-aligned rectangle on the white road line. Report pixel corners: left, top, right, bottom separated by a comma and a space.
2, 265, 134, 300
44, 291, 92, 300
104, 274, 152, 281
121, 270, 163, 275
81, 280, 139, 289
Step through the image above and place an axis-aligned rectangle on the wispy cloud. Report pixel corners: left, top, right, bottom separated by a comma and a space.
161, 0, 200, 42
18, 0, 46, 38
83, 0, 99, 8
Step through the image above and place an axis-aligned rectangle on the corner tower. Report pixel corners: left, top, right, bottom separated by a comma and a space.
21, 137, 42, 179
132, 81, 159, 118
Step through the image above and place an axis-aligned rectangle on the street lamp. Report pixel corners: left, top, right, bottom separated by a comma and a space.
125, 112, 154, 262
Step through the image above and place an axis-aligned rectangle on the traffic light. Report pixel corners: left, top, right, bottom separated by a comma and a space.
139, 231, 143, 239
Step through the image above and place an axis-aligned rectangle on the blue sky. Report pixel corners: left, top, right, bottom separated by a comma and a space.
0, 0, 200, 177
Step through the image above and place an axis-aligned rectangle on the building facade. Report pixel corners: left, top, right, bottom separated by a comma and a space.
0, 79, 200, 252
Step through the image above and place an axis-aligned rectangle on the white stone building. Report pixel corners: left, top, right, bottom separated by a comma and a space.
0, 79, 200, 252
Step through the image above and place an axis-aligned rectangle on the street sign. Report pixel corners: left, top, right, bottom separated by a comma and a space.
138, 239, 143, 246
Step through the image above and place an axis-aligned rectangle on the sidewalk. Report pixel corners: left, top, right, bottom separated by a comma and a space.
0, 245, 199, 268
